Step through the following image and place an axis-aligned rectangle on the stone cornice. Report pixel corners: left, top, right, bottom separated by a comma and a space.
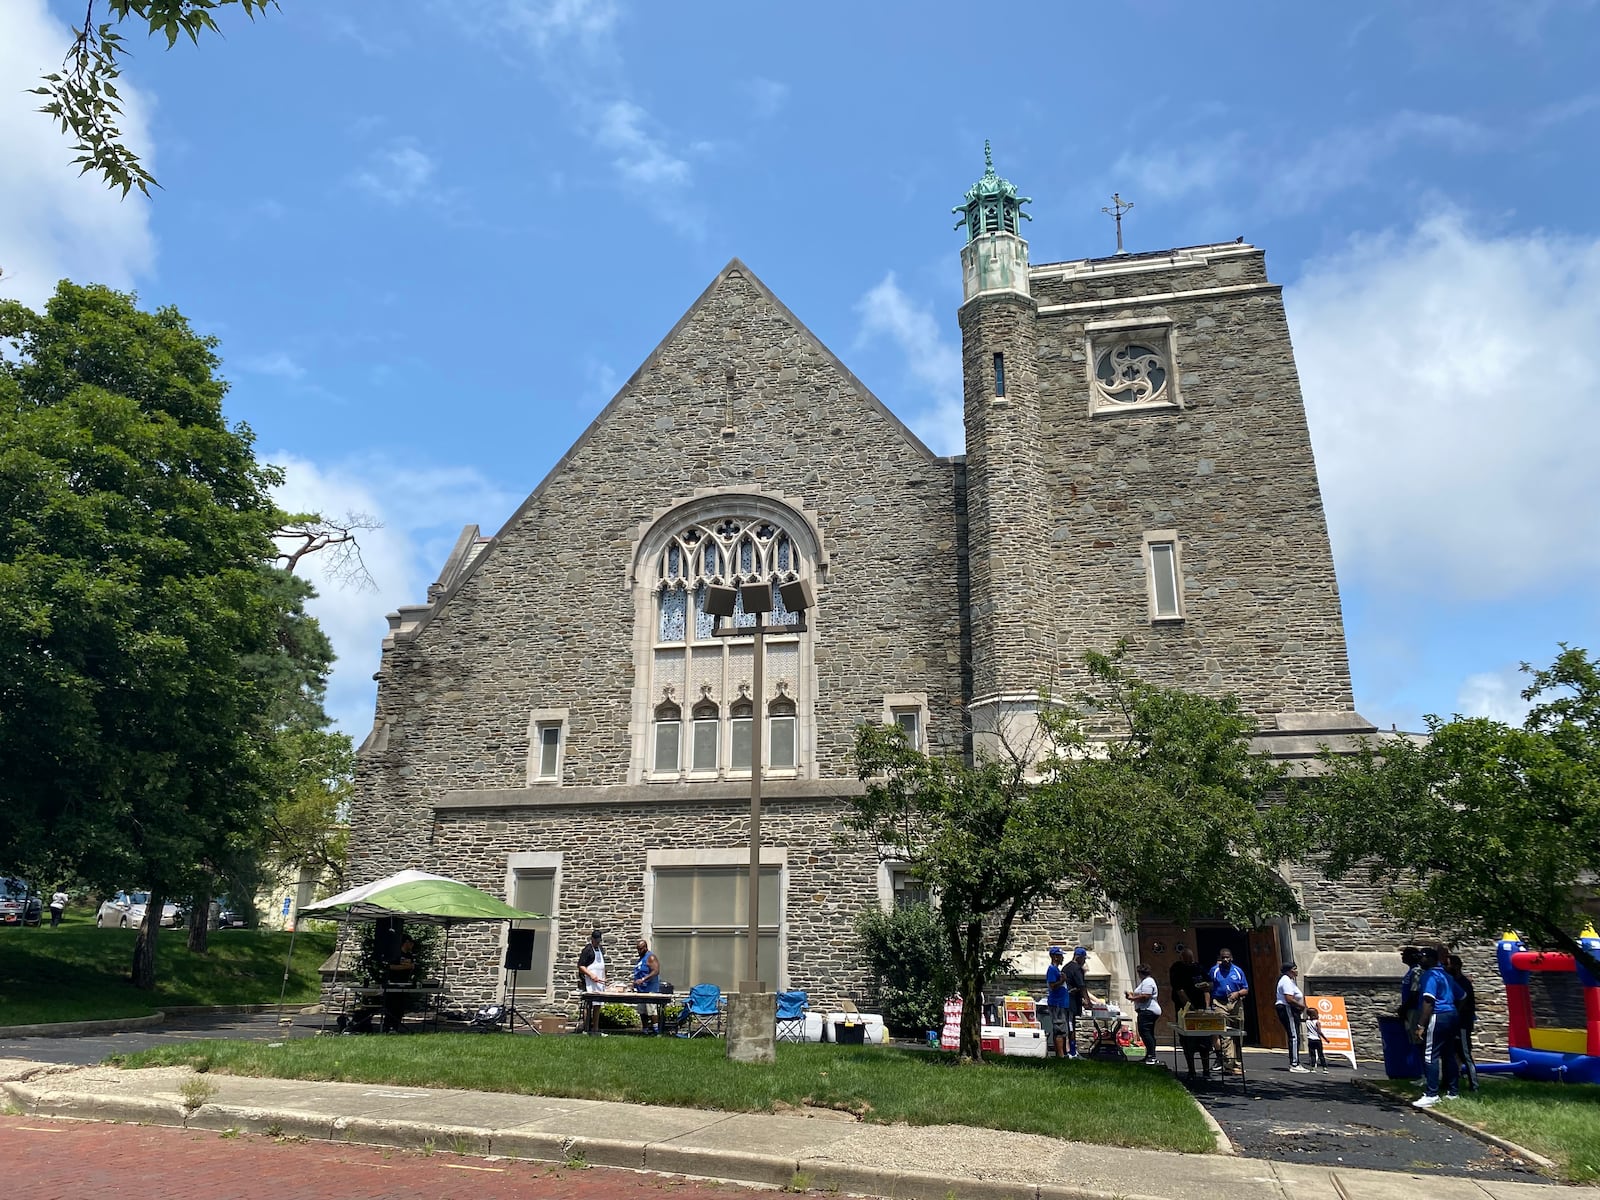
436, 777, 867, 812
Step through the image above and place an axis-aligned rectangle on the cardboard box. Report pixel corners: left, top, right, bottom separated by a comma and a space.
1180, 1011, 1226, 1034
534, 1015, 570, 1035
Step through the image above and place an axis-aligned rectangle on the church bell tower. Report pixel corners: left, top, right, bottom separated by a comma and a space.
955, 144, 1053, 759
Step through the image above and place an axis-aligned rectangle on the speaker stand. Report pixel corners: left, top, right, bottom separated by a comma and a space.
502, 968, 535, 1032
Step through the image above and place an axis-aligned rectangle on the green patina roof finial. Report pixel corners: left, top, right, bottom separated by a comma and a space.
953, 142, 1032, 243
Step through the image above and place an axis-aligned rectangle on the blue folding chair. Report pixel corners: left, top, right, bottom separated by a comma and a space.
775, 990, 809, 1043
680, 984, 724, 1038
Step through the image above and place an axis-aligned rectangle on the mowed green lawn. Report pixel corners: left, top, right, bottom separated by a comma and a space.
121, 1034, 1216, 1152
1378, 1077, 1600, 1183
0, 915, 334, 1025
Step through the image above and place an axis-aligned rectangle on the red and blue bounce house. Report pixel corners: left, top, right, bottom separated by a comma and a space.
1486, 927, 1600, 1084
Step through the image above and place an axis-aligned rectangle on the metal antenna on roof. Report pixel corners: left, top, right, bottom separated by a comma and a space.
1101, 192, 1133, 255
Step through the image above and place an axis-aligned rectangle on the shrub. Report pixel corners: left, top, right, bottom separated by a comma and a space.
855, 901, 957, 1035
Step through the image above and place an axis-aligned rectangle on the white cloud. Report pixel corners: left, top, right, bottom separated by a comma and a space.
594, 100, 690, 188
352, 139, 439, 205
1112, 112, 1488, 217
271, 453, 521, 738
236, 351, 306, 381
744, 77, 789, 119
1455, 668, 1534, 725
0, 0, 156, 308
1291, 211, 1600, 601
854, 273, 964, 456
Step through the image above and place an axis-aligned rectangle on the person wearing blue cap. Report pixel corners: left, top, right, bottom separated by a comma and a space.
1045, 947, 1073, 1059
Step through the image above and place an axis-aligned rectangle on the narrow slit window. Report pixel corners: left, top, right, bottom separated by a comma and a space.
1149, 541, 1181, 619
537, 725, 560, 779
893, 709, 922, 751
654, 719, 681, 772
993, 352, 1006, 398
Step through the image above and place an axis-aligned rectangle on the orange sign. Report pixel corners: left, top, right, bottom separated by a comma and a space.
1305, 995, 1358, 1069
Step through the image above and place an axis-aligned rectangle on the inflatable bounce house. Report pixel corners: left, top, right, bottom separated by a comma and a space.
1487, 928, 1600, 1084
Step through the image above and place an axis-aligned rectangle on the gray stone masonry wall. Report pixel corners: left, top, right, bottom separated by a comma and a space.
419, 799, 881, 1011
960, 291, 1051, 703
1031, 247, 1355, 720
351, 261, 963, 892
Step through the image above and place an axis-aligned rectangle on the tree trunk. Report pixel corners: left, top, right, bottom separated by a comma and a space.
131, 890, 163, 989
187, 890, 210, 953
956, 920, 986, 1061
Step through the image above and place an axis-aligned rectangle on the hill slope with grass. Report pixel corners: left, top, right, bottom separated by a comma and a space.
0, 917, 334, 1026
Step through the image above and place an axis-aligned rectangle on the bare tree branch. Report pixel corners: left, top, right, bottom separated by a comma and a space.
274, 511, 381, 590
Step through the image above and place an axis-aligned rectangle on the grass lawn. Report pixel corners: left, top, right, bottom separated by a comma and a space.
0, 913, 334, 1026
119, 1035, 1215, 1153
1374, 1076, 1600, 1183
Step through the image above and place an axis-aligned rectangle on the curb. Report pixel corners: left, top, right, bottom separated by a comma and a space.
0, 1004, 313, 1040
0, 1014, 164, 1039
0, 1081, 1170, 1200
1352, 1079, 1559, 1175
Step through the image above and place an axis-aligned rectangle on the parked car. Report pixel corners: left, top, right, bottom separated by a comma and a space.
214, 897, 248, 929
0, 878, 43, 926
94, 890, 181, 929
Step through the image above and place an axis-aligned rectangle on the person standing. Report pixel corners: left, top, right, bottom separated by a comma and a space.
632, 938, 661, 1034
48, 888, 69, 928
577, 928, 608, 1036
1046, 946, 1073, 1059
1398, 945, 1423, 1024
1124, 963, 1162, 1064
1448, 953, 1479, 1093
1168, 943, 1213, 1079
1410, 945, 1460, 1107
1303, 1008, 1329, 1072
1061, 947, 1096, 1059
1275, 962, 1309, 1073
1207, 947, 1250, 1074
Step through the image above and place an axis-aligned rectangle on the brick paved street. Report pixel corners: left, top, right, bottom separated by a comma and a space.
1, 1115, 780, 1200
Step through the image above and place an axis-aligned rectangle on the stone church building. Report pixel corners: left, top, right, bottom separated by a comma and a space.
349, 151, 1471, 1052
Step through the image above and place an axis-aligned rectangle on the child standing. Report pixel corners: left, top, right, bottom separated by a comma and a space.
1304, 1009, 1329, 1072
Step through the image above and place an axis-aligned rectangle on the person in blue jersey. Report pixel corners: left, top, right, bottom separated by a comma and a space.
1045, 946, 1074, 1059
1207, 947, 1250, 1074
632, 938, 661, 1034
1410, 945, 1461, 1107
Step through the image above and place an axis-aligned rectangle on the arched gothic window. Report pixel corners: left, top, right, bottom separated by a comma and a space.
638, 507, 815, 782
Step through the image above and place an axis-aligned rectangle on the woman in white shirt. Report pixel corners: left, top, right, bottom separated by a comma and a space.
1124, 963, 1162, 1064
1275, 962, 1309, 1073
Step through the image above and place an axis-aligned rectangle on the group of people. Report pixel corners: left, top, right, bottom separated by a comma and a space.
1042, 945, 1165, 1065
576, 929, 664, 1035
1168, 944, 1260, 1078
1399, 944, 1479, 1108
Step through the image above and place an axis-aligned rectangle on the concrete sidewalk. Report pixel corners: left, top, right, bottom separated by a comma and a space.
0, 1057, 1589, 1200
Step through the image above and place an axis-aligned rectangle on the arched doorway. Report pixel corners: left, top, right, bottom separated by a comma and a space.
1138, 917, 1288, 1048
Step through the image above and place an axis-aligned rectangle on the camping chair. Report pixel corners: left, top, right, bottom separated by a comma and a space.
680, 984, 724, 1038
775, 990, 809, 1043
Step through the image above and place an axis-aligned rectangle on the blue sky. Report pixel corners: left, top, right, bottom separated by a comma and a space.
5, 0, 1598, 739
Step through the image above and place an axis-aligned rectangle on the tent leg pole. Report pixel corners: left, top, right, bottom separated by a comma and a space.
277, 922, 300, 1027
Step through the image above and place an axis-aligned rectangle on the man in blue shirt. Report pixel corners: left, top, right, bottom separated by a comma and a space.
1207, 948, 1250, 1074
1046, 946, 1073, 1059
1411, 945, 1460, 1107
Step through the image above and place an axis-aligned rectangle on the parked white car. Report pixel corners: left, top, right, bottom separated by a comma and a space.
94, 891, 181, 929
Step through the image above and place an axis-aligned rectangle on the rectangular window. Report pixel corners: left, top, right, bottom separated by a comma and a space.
536, 724, 561, 780
893, 709, 922, 751
769, 716, 796, 769
653, 720, 681, 772
1148, 538, 1182, 619
510, 871, 556, 991
993, 352, 1006, 397
730, 716, 752, 770
652, 866, 780, 993
692, 718, 719, 771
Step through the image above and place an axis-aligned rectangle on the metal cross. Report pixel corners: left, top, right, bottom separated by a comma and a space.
1101, 192, 1134, 255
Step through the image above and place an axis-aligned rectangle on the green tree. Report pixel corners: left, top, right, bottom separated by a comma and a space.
1296, 645, 1600, 976
846, 650, 1297, 1060
855, 901, 957, 1036
0, 281, 307, 988
34, 1, 276, 196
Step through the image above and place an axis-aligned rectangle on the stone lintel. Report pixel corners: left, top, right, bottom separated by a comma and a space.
436, 778, 866, 812
1305, 950, 1406, 982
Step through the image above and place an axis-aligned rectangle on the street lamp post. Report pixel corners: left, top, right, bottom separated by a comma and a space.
705, 574, 813, 1063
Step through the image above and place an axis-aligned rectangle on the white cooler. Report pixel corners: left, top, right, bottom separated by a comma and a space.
800, 1012, 825, 1043
823, 1012, 888, 1044
1002, 1027, 1047, 1057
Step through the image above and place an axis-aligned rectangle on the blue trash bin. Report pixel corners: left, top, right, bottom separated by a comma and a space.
1377, 1014, 1422, 1079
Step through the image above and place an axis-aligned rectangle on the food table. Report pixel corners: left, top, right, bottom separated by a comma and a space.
1168, 1010, 1248, 1088
578, 989, 678, 1031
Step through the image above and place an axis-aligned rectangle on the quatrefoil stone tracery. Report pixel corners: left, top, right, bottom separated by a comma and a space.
1093, 341, 1169, 406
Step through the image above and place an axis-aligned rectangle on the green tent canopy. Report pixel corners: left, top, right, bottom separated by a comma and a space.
298, 869, 543, 925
